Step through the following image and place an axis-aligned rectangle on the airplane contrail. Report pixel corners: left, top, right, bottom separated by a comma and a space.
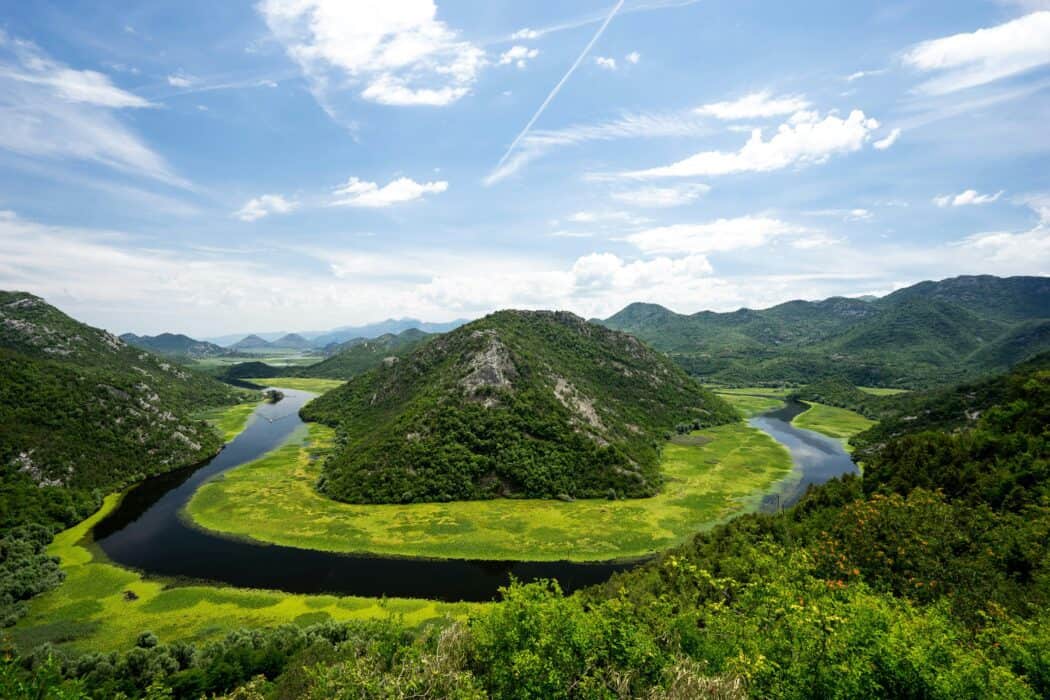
492, 0, 626, 176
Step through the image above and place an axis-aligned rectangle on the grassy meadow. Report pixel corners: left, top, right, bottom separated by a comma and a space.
791, 401, 875, 449
247, 377, 346, 394
195, 400, 260, 442
10, 494, 478, 654
716, 391, 784, 417
857, 386, 911, 396
186, 420, 793, 562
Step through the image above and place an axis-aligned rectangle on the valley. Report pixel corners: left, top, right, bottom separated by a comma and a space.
2, 276, 1048, 698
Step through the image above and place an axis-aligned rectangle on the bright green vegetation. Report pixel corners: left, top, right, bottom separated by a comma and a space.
791, 402, 875, 449
715, 392, 784, 418
858, 385, 909, 396
195, 400, 262, 443
9, 493, 478, 656
602, 275, 1050, 387
0, 291, 239, 629
8, 355, 1049, 699
245, 377, 345, 394
304, 310, 738, 504
187, 422, 793, 561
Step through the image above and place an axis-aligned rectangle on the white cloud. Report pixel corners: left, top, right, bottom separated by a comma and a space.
611, 183, 710, 207
234, 194, 298, 222
498, 45, 539, 69
511, 28, 540, 40
0, 32, 183, 186
695, 90, 810, 120
567, 210, 648, 226
792, 234, 844, 249
331, 176, 448, 208
572, 252, 712, 292
626, 51, 641, 64
257, 0, 484, 108
933, 189, 1004, 207
807, 208, 873, 222
166, 74, 195, 88
594, 56, 617, 70
625, 216, 807, 255
846, 69, 886, 82
903, 11, 1050, 94
485, 108, 711, 184
873, 128, 902, 150
624, 109, 879, 179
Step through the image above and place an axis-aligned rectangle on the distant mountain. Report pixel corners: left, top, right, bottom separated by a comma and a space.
309, 317, 469, 348
269, 333, 312, 350
600, 275, 1050, 386
120, 332, 227, 359
301, 310, 737, 504
230, 334, 273, 351
0, 291, 238, 525
295, 328, 431, 380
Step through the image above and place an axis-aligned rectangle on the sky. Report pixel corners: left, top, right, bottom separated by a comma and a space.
0, 0, 1048, 336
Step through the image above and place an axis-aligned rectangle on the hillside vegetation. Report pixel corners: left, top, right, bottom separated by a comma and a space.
0, 291, 240, 626
602, 275, 1050, 386
298, 328, 431, 379
302, 310, 737, 504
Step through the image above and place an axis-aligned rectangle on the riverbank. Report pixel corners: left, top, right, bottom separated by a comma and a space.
186, 420, 793, 562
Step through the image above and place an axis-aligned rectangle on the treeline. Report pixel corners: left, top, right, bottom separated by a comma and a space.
4, 354, 1047, 697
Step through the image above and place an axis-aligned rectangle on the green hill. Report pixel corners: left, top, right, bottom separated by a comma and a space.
295, 328, 431, 380
0, 291, 239, 527
601, 275, 1050, 387
302, 310, 736, 504
119, 332, 227, 359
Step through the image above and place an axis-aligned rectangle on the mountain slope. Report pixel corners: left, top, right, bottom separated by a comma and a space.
309, 317, 468, 348
230, 334, 272, 351
302, 310, 736, 504
0, 292, 239, 523
270, 333, 312, 350
601, 275, 1049, 386
120, 332, 227, 359
296, 328, 431, 380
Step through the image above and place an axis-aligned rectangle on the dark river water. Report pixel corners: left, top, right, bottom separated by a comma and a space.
94, 391, 857, 601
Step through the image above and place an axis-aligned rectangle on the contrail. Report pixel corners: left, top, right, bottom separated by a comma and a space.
492, 0, 625, 176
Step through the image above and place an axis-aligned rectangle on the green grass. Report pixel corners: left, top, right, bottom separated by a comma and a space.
195, 400, 261, 442
11, 493, 480, 654
717, 392, 784, 418
792, 402, 875, 451
186, 421, 793, 562
245, 377, 346, 394
857, 386, 911, 396
190, 353, 320, 369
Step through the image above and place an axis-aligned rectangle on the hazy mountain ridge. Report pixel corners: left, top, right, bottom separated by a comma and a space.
120, 332, 228, 359
302, 310, 737, 504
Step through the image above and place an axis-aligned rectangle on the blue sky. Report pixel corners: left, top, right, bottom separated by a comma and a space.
0, 0, 1048, 336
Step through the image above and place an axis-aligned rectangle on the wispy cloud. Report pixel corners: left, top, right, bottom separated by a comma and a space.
625, 216, 808, 254
873, 128, 902, 150
499, 46, 539, 69
903, 11, 1050, 94
489, 0, 626, 184
611, 183, 710, 207
694, 90, 810, 120
594, 56, 617, 70
486, 108, 710, 184
0, 31, 186, 187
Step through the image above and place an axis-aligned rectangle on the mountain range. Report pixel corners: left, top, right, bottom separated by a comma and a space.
120, 332, 228, 359
599, 275, 1050, 387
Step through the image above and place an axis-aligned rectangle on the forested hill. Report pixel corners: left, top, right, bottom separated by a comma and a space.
601, 274, 1050, 386
0, 291, 238, 527
292, 328, 432, 380
120, 332, 227, 359
302, 310, 737, 504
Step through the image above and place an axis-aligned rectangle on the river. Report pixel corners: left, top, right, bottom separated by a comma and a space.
94, 390, 858, 601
